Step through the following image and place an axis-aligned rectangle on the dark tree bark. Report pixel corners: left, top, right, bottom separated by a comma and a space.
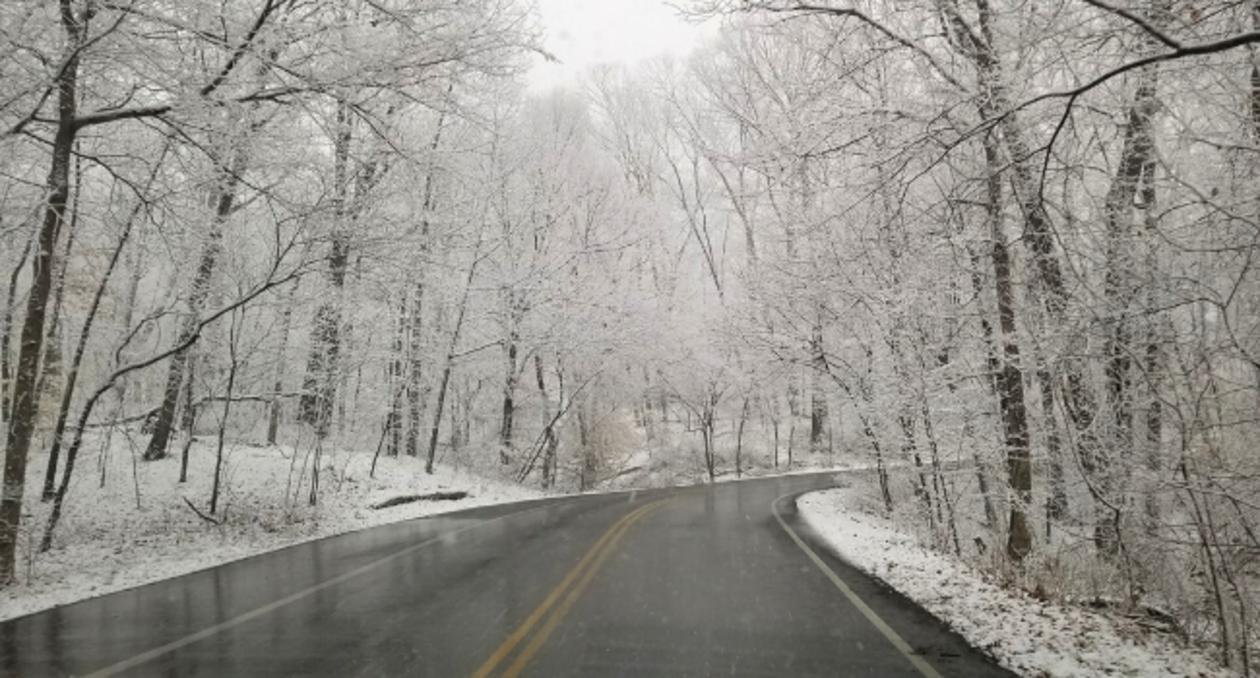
951, 240, 1001, 528
1, 237, 33, 428
771, 408, 780, 469
426, 239, 481, 475
982, 129, 1034, 562
33, 162, 80, 415
736, 396, 750, 478
535, 354, 559, 488
210, 312, 242, 516
935, 0, 1037, 561
498, 298, 520, 463
1, 0, 86, 585
386, 294, 405, 456
405, 110, 446, 457
177, 352, 196, 483
901, 410, 934, 527
144, 150, 246, 461
299, 98, 354, 440
266, 282, 296, 446
1038, 368, 1067, 526
809, 318, 828, 453
1250, 0, 1260, 137
1143, 332, 1164, 525
1095, 49, 1160, 553
425, 344, 456, 476
578, 407, 593, 491
702, 389, 718, 483
458, 378, 476, 450
920, 392, 961, 555
787, 418, 795, 468
404, 283, 425, 457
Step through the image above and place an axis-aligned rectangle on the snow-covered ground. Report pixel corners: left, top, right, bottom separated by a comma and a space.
599, 430, 875, 491
797, 487, 1233, 678
1, 436, 543, 622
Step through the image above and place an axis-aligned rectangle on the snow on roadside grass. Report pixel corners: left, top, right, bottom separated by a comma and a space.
797, 488, 1231, 678
1, 438, 543, 623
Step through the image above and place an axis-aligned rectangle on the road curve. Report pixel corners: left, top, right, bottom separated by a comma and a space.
0, 472, 1014, 677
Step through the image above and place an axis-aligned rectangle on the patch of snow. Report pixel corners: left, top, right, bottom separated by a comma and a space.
796, 488, 1233, 678
1, 438, 544, 623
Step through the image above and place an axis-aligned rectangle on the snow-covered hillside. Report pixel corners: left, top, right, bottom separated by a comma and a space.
798, 487, 1233, 678
2, 438, 543, 622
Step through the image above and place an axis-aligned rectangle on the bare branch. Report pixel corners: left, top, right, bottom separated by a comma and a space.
1079, 0, 1181, 50
738, 1, 968, 92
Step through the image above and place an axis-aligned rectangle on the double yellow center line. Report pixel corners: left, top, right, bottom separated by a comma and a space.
470, 497, 671, 678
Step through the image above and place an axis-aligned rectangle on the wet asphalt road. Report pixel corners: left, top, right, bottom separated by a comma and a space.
0, 473, 1015, 677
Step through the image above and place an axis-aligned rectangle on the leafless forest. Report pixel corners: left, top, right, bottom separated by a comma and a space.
3, 0, 1260, 671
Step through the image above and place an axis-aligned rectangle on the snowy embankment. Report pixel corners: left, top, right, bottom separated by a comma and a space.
1, 439, 543, 623
797, 488, 1231, 678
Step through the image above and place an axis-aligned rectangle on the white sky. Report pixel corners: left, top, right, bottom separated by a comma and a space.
528, 0, 714, 90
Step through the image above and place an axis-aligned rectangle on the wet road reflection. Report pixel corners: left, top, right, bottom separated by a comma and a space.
1, 474, 1013, 677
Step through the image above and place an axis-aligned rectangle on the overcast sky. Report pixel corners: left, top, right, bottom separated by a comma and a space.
528, 0, 714, 90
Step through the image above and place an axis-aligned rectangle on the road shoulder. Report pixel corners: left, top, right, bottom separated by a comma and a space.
795, 487, 1230, 677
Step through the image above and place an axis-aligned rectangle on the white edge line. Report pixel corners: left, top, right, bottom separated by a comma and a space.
82, 502, 561, 678
771, 492, 944, 678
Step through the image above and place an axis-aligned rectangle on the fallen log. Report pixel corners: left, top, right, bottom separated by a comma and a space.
370, 491, 469, 510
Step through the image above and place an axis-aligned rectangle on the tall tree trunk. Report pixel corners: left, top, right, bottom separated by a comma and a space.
772, 407, 780, 469
920, 392, 960, 555
498, 299, 519, 463
266, 282, 296, 446
1, 0, 86, 585
404, 281, 425, 456
386, 294, 405, 456
459, 378, 475, 452
425, 340, 455, 476
210, 311, 242, 516
787, 418, 795, 468
939, 0, 1035, 561
948, 248, 1001, 528
901, 410, 935, 530
578, 407, 593, 491
405, 106, 446, 457
426, 237, 481, 475
177, 352, 196, 483
1, 237, 33, 428
736, 396, 749, 478
702, 388, 718, 483
858, 385, 893, 513
1095, 52, 1160, 554
1143, 331, 1164, 525
143, 148, 246, 461
809, 317, 827, 453
984, 128, 1034, 561
1252, 0, 1260, 137
1038, 367, 1067, 525
298, 98, 353, 441
535, 354, 559, 488
34, 161, 80, 414
966, 256, 1003, 529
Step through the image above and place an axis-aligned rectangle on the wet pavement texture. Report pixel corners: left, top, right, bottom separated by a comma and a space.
0, 473, 1015, 677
